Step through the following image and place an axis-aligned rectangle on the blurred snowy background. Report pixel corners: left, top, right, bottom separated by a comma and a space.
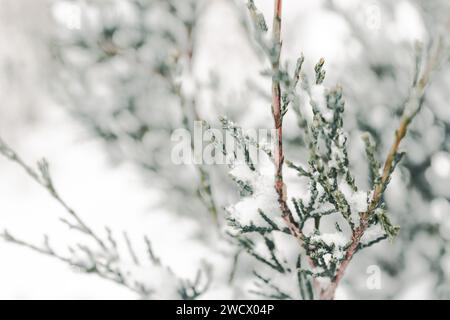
0, 0, 449, 299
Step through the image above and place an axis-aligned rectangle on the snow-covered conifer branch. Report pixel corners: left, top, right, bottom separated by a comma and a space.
1, 0, 448, 300
221, 0, 448, 300
320, 36, 447, 300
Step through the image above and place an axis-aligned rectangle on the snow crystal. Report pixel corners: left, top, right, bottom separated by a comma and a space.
298, 89, 314, 124
310, 232, 348, 248
310, 232, 348, 267
311, 85, 326, 111
310, 84, 333, 121
360, 224, 384, 244
229, 164, 258, 185
323, 253, 333, 266
228, 163, 282, 226
338, 180, 368, 225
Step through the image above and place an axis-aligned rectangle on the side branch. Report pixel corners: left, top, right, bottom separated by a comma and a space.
0, 138, 106, 250
320, 38, 445, 300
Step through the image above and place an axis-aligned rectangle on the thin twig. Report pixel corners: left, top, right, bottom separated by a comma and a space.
269, 0, 304, 241
0, 230, 150, 297
167, 5, 219, 224
320, 38, 446, 300
0, 138, 107, 250
123, 231, 140, 265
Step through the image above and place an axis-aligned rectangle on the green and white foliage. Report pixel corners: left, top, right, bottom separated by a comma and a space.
320, 0, 450, 298
216, 0, 448, 299
221, 58, 398, 298
0, 0, 448, 300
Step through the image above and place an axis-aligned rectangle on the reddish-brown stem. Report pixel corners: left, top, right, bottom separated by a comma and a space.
269, 3, 322, 297
320, 39, 443, 299
271, 0, 285, 214
321, 115, 409, 299
320, 213, 369, 299
270, 0, 302, 239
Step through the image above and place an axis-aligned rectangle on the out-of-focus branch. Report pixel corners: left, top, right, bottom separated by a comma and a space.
0, 136, 208, 299
0, 137, 106, 250
0, 230, 148, 297
169, 2, 219, 224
